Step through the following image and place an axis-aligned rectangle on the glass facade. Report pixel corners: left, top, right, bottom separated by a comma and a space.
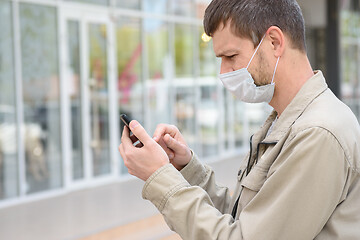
340, 0, 360, 120
20, 3, 62, 194
65, 0, 109, 6
117, 17, 143, 174
0, 0, 269, 205
116, 0, 141, 9
67, 20, 84, 180
145, 19, 170, 134
88, 23, 111, 177
0, 1, 18, 200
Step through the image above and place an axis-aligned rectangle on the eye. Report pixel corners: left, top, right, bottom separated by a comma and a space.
227, 54, 237, 59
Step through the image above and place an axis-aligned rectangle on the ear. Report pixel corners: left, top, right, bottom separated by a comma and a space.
266, 26, 285, 58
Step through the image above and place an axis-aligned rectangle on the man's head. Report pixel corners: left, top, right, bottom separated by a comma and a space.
205, 0, 314, 112
204, 0, 306, 52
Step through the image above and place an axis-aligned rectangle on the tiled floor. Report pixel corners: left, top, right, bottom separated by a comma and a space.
80, 214, 182, 240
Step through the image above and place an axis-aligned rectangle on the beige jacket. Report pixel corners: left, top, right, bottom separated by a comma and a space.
142, 71, 360, 240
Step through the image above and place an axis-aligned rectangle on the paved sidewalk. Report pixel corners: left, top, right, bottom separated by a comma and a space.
80, 214, 182, 240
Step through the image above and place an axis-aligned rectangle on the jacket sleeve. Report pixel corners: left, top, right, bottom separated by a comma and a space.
142, 127, 348, 240
179, 152, 232, 214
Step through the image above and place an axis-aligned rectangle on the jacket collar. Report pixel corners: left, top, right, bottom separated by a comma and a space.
259, 70, 329, 143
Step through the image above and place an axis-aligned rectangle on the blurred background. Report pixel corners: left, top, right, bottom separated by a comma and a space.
0, 0, 359, 239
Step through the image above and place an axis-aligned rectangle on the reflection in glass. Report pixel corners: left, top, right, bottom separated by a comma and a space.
341, 43, 360, 116
143, 0, 169, 14
223, 89, 231, 150
174, 24, 194, 77
340, 4, 360, 120
116, 17, 143, 174
67, 20, 83, 180
199, 84, 218, 157
117, 0, 141, 9
174, 24, 196, 150
146, 19, 171, 134
198, 29, 218, 157
64, 0, 109, 6
234, 101, 245, 148
170, 0, 194, 17
0, 1, 18, 200
20, 3, 62, 194
88, 23, 111, 177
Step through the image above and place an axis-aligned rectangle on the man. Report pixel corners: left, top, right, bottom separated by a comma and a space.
119, 0, 360, 239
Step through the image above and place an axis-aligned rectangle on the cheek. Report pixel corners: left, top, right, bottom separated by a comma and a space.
254, 54, 272, 85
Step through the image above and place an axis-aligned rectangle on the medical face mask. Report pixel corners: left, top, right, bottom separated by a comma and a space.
219, 36, 280, 103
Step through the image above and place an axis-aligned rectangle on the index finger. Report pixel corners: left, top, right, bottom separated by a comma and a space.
153, 124, 177, 142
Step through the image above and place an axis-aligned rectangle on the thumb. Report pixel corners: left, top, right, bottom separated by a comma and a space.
164, 133, 184, 152
129, 120, 151, 145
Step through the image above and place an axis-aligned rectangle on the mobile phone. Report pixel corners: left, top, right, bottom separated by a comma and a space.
120, 114, 143, 147
120, 113, 132, 129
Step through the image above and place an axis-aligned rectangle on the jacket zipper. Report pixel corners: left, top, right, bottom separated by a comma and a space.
246, 135, 254, 175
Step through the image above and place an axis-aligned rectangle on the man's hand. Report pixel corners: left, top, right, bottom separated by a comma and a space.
119, 121, 169, 181
152, 124, 192, 171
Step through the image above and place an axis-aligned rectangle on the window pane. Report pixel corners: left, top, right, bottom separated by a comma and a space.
116, 0, 141, 9
170, 0, 194, 17
146, 20, 171, 134
234, 101, 245, 148
64, 0, 109, 6
143, 0, 169, 14
20, 3, 62, 194
198, 28, 218, 157
174, 24, 196, 150
174, 24, 193, 77
340, 7, 360, 119
199, 83, 218, 157
67, 20, 84, 180
0, 1, 18, 200
88, 23, 111, 177
223, 89, 232, 150
116, 17, 143, 175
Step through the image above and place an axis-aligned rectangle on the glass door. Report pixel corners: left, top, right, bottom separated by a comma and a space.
62, 10, 115, 187
87, 22, 111, 177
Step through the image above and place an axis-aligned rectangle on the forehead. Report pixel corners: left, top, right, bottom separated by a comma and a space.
212, 22, 254, 57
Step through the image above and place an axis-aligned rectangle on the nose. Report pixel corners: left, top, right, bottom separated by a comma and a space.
220, 59, 234, 75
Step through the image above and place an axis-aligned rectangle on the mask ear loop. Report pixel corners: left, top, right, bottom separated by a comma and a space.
246, 35, 266, 69
271, 56, 280, 84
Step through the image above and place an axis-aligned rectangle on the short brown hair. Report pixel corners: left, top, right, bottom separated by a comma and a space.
204, 0, 306, 52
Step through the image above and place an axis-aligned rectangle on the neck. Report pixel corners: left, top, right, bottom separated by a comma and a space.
269, 52, 314, 116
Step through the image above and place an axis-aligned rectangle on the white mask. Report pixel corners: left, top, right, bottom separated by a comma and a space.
219, 36, 280, 103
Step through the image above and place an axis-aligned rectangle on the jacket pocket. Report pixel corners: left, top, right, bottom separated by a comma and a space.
237, 166, 268, 214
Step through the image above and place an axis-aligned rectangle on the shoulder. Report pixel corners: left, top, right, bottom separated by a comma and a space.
289, 89, 360, 172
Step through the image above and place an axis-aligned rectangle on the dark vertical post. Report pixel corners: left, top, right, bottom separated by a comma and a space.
326, 0, 341, 97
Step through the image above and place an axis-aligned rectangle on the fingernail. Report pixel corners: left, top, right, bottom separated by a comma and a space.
169, 153, 174, 159
153, 136, 158, 141
130, 120, 139, 129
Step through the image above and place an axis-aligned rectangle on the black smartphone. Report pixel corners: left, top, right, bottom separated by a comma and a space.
120, 113, 132, 129
120, 114, 143, 147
